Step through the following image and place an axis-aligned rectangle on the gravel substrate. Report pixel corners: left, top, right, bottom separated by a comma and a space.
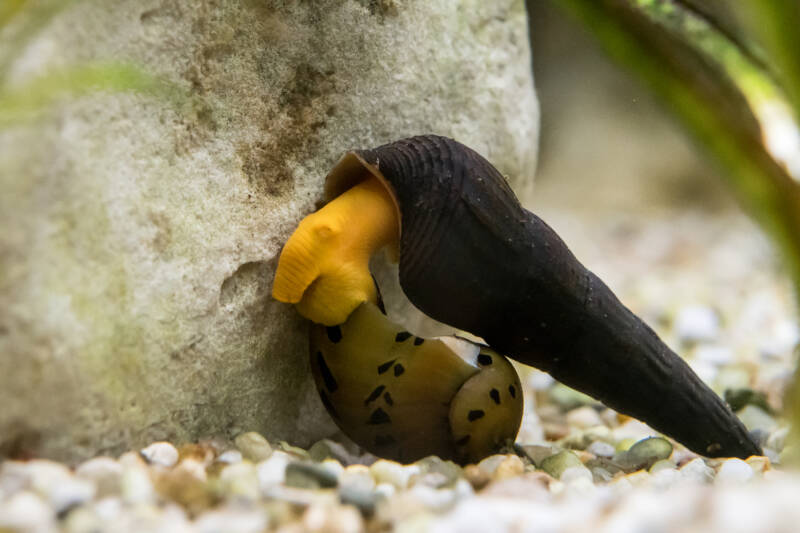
2, 210, 798, 533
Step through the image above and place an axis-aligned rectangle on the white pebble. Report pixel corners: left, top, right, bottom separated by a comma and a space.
566, 406, 603, 429
75, 457, 123, 497
411, 485, 458, 512
195, 507, 269, 533
219, 462, 260, 500
716, 459, 754, 484
49, 477, 95, 513
0, 491, 57, 533
374, 482, 396, 499
679, 458, 714, 484
694, 345, 734, 366
675, 305, 720, 343
340, 465, 375, 492
92, 497, 123, 522
121, 465, 156, 504
217, 450, 243, 464
256, 451, 291, 490
140, 441, 179, 467
586, 441, 615, 458
370, 459, 420, 489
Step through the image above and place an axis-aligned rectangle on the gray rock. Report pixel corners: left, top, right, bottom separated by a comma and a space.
284, 462, 338, 489
0, 0, 538, 461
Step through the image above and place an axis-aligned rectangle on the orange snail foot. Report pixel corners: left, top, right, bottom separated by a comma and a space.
272, 177, 399, 326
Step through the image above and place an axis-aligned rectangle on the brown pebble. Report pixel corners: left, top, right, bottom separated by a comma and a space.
464, 464, 491, 490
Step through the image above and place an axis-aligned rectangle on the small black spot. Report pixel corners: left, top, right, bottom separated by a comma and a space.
508, 385, 516, 398
490, 389, 501, 405
319, 390, 340, 420
477, 353, 493, 366
395, 331, 412, 342
468, 410, 485, 421
316, 352, 338, 393
413, 337, 424, 346
377, 359, 396, 374
374, 434, 396, 447
383, 392, 394, 406
456, 435, 471, 446
326, 325, 342, 343
364, 385, 385, 406
368, 407, 391, 425
394, 364, 405, 377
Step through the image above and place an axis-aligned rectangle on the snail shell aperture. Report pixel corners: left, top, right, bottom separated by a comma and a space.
275, 135, 761, 460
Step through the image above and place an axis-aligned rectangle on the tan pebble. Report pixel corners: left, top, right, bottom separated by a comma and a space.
235, 432, 273, 462
623, 470, 650, 486
178, 443, 216, 466
575, 450, 595, 463
118, 451, 147, 468
153, 459, 216, 514
463, 464, 490, 491
277, 441, 311, 460
543, 423, 570, 441
370, 460, 419, 489
341, 464, 375, 492
302, 503, 364, 533
746, 455, 770, 474
493, 455, 525, 480
566, 406, 603, 429
218, 461, 260, 500
476, 454, 506, 476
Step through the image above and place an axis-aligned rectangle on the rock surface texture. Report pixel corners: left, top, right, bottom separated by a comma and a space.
0, 0, 538, 461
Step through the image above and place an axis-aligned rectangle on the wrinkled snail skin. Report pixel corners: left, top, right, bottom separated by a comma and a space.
327, 135, 761, 459
309, 302, 523, 464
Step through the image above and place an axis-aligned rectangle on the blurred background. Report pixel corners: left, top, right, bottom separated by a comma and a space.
518, 1, 797, 440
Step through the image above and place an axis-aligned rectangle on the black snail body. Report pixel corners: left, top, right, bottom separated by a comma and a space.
309, 302, 523, 464
319, 135, 761, 459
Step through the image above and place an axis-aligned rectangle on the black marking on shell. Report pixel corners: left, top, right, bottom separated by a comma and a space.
378, 359, 396, 374
477, 353, 493, 366
316, 351, 338, 393
374, 434, 396, 447
395, 331, 412, 342
364, 385, 386, 406
368, 407, 391, 425
394, 364, 405, 377
508, 385, 517, 398
384, 392, 394, 406
413, 337, 424, 346
468, 410, 485, 422
319, 389, 340, 420
326, 325, 342, 343
456, 435, 471, 446
490, 388, 501, 405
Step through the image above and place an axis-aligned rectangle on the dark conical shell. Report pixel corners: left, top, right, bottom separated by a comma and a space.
326, 135, 761, 459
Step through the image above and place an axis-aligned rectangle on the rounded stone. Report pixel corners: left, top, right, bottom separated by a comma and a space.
140, 442, 179, 468
235, 432, 273, 463
540, 451, 583, 480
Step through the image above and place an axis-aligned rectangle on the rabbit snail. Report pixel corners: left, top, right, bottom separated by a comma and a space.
273, 135, 761, 461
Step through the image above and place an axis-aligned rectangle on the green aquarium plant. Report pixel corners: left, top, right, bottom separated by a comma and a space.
551, 0, 800, 455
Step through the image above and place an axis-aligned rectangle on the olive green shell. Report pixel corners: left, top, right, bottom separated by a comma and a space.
310, 302, 522, 464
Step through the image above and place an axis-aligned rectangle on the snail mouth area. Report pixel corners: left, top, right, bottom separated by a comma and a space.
273, 172, 400, 325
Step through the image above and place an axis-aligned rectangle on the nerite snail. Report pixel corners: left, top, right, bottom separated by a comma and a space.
273, 135, 761, 461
